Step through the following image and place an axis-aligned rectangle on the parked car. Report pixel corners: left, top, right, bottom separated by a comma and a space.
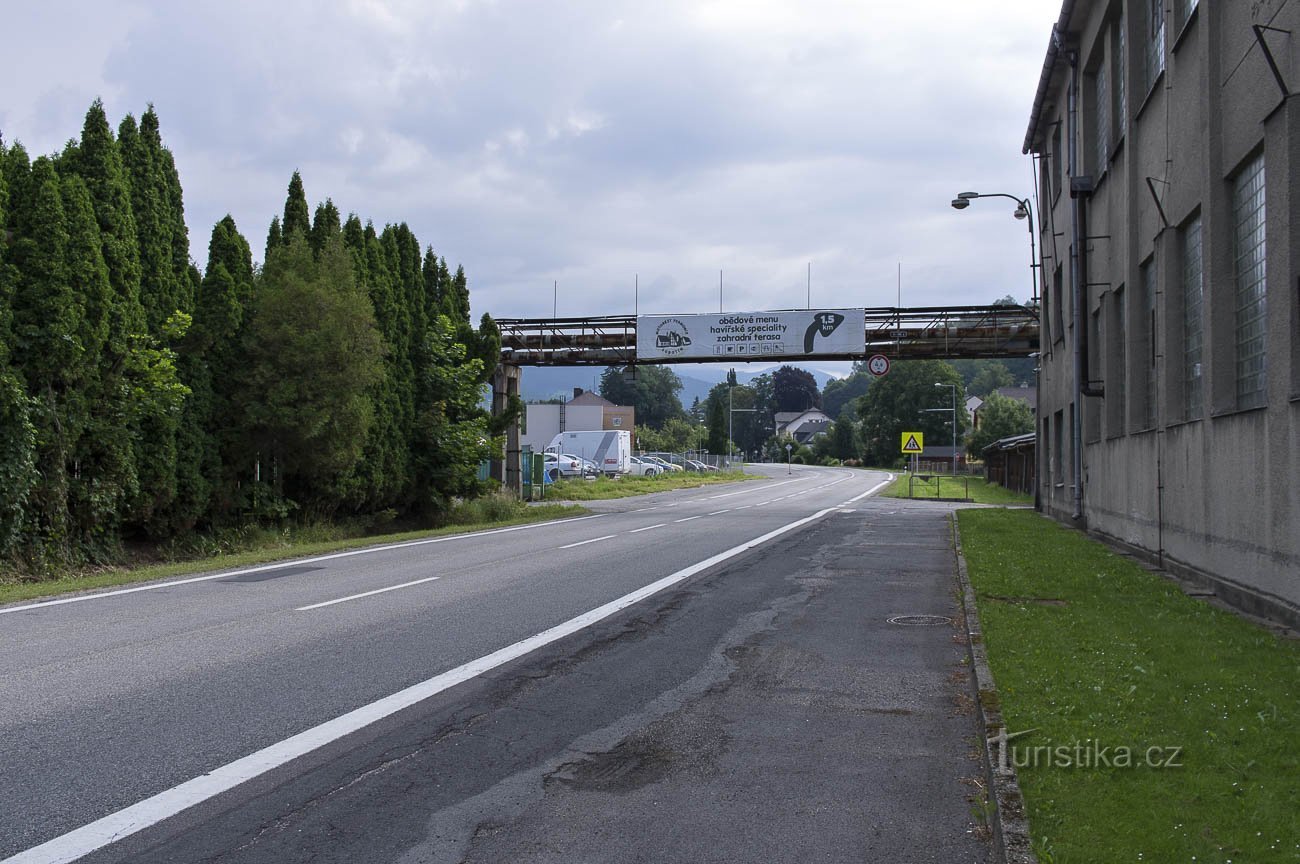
543, 452, 583, 481
685, 459, 712, 472
641, 455, 682, 472
643, 453, 686, 470
628, 456, 661, 477
563, 454, 600, 478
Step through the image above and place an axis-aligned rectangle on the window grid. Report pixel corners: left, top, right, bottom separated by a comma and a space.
1181, 216, 1203, 419
1117, 15, 1127, 125
1095, 60, 1110, 172
1141, 259, 1158, 427
1146, 0, 1165, 92
1233, 154, 1267, 409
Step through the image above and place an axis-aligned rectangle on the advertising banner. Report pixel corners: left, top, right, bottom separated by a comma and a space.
636, 309, 864, 361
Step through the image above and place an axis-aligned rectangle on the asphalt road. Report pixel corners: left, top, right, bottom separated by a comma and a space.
1, 465, 989, 863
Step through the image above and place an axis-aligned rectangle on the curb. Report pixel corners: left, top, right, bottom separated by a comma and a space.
950, 512, 1038, 864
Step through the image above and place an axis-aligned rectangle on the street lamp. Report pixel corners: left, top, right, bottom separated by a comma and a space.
951, 191, 1039, 304
728, 386, 757, 470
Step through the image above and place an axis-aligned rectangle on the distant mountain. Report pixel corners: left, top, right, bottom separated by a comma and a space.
517, 363, 841, 405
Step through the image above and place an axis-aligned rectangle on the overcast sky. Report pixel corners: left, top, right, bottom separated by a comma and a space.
2, 0, 1059, 324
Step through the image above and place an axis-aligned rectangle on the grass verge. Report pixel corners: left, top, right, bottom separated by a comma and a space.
539, 470, 754, 501
0, 500, 586, 607
957, 508, 1299, 864
881, 473, 1032, 505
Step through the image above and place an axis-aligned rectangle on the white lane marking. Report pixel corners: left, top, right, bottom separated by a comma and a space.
843, 474, 895, 504
4, 506, 842, 864
559, 534, 618, 550
703, 479, 796, 501
296, 577, 442, 612
708, 510, 731, 516
0, 515, 609, 616
629, 508, 654, 513
629, 523, 666, 533
734, 505, 753, 510
673, 515, 703, 523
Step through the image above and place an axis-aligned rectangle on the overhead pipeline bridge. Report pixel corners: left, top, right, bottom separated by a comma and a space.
489, 303, 1039, 493
496, 304, 1039, 366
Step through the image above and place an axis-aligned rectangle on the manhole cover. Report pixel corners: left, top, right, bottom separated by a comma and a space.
887, 614, 952, 627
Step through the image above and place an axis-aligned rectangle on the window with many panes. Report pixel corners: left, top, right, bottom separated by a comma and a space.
1052, 265, 1065, 343
1116, 13, 1127, 125
1232, 153, 1267, 409
1145, 0, 1165, 93
1094, 58, 1110, 172
1141, 258, 1158, 428
1181, 215, 1203, 419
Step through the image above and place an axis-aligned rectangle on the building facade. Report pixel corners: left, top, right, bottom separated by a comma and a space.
1025, 0, 1298, 621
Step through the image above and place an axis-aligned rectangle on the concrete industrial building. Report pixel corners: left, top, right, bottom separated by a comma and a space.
1024, 0, 1298, 623
520, 389, 634, 454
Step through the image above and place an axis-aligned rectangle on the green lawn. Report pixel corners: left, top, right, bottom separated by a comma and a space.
957, 509, 1299, 864
0, 502, 585, 606
881, 473, 1033, 505
539, 470, 753, 501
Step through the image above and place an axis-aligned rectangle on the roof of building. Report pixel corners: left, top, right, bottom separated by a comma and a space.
992, 385, 1037, 411
982, 432, 1037, 455
1023, 0, 1079, 154
569, 389, 615, 407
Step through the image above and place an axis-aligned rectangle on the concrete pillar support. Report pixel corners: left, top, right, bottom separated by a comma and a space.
491, 364, 523, 496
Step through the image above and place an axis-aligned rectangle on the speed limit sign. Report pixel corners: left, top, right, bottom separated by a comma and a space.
866, 354, 890, 376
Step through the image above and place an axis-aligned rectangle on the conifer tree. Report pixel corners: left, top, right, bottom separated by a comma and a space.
265, 216, 283, 262
280, 171, 311, 241
142, 107, 193, 313
0, 136, 38, 558
8, 157, 77, 563
309, 199, 341, 257
118, 113, 173, 332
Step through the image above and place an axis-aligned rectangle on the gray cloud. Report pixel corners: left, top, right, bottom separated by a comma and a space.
1, 0, 1058, 322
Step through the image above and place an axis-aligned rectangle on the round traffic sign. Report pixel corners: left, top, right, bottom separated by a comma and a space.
867, 354, 890, 376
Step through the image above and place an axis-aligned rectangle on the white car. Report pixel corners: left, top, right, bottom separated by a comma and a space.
543, 453, 583, 481
628, 456, 661, 477
642, 455, 683, 473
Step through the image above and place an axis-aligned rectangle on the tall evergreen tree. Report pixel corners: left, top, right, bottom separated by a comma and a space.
118, 113, 174, 332
280, 171, 311, 241
142, 107, 193, 313
0, 137, 38, 558
309, 198, 341, 257
265, 216, 283, 262
8, 158, 77, 564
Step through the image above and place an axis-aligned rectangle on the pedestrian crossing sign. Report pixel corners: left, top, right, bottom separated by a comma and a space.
900, 432, 924, 454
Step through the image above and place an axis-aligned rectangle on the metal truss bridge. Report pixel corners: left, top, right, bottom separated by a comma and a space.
496, 304, 1039, 366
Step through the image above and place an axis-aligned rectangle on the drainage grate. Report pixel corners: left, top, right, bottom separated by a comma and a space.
887, 614, 952, 627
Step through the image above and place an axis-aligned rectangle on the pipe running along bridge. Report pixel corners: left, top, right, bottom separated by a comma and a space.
489, 303, 1040, 491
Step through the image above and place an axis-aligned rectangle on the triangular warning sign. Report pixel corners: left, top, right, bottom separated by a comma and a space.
901, 434, 923, 453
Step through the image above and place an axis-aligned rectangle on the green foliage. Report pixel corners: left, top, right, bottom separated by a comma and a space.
598, 364, 684, 429
280, 171, 311, 241
408, 314, 498, 517
771, 364, 820, 412
822, 370, 872, 419
238, 233, 384, 512
966, 391, 1034, 456
856, 359, 966, 467
0, 369, 36, 557
705, 384, 728, 454
0, 107, 498, 576
636, 417, 704, 454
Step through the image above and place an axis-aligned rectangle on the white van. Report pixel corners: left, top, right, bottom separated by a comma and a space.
545, 430, 632, 476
